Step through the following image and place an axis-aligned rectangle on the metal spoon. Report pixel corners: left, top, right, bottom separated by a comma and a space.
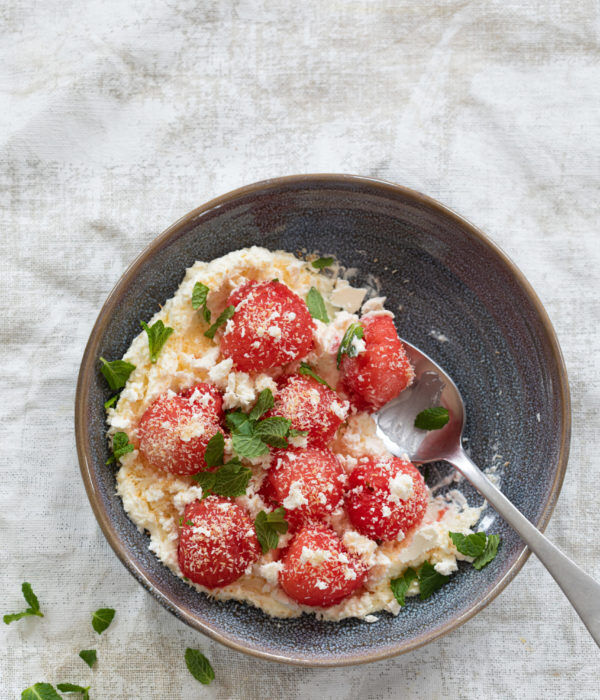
375, 338, 600, 647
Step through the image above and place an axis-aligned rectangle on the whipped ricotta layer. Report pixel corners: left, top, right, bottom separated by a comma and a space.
108, 246, 481, 620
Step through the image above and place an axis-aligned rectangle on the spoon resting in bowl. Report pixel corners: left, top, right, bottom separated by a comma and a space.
375, 338, 600, 648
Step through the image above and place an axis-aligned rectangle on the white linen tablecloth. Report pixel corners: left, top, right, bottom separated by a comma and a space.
1, 1, 599, 697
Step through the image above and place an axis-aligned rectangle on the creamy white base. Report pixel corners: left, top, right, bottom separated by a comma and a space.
109, 246, 481, 620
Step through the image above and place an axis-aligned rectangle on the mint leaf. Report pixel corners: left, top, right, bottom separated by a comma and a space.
249, 388, 274, 421
311, 256, 334, 270
4, 582, 43, 624
204, 305, 234, 340
103, 394, 118, 410
192, 282, 211, 322
191, 470, 216, 495
99, 357, 135, 391
21, 684, 62, 700
390, 567, 417, 607
21, 583, 41, 613
255, 416, 291, 448
414, 406, 449, 431
255, 508, 289, 553
204, 432, 224, 468
141, 319, 174, 363
298, 362, 331, 388
106, 432, 134, 465
232, 432, 270, 459
226, 410, 253, 434
78, 650, 97, 668
306, 287, 329, 323
193, 284, 211, 323
449, 531, 487, 558
336, 323, 364, 368
212, 460, 253, 497
185, 648, 215, 685
418, 561, 451, 600
288, 428, 309, 437
57, 683, 90, 699
473, 534, 501, 570
91, 608, 115, 634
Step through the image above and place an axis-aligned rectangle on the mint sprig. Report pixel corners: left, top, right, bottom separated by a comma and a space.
193, 459, 253, 499
141, 319, 174, 363
21, 684, 62, 700
418, 561, 450, 600
298, 361, 331, 388
204, 305, 235, 340
390, 567, 417, 607
231, 432, 270, 459
191, 282, 211, 323
311, 256, 334, 270
249, 388, 274, 421
449, 531, 487, 557
103, 394, 119, 410
4, 582, 43, 625
99, 357, 135, 391
473, 534, 501, 570
336, 323, 364, 368
57, 683, 90, 699
254, 416, 292, 448
106, 432, 134, 465
91, 607, 115, 634
306, 287, 329, 323
185, 648, 215, 685
78, 650, 97, 668
414, 406, 449, 431
255, 508, 289, 553
203, 432, 224, 468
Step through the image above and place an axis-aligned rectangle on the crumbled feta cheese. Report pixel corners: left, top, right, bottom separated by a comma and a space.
388, 472, 414, 504
300, 547, 332, 565
283, 481, 309, 510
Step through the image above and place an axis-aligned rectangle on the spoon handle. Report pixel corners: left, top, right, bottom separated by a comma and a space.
450, 449, 600, 648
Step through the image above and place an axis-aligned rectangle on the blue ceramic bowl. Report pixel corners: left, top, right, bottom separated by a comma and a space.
75, 175, 570, 666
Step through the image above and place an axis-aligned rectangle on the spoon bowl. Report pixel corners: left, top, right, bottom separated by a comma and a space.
377, 338, 600, 648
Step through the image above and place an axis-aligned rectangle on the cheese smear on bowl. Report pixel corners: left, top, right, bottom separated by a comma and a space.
107, 246, 481, 620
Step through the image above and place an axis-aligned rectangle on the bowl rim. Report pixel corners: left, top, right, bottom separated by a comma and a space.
74, 173, 571, 667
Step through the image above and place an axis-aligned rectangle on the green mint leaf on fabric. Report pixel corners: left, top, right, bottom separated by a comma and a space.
390, 567, 417, 607
91, 608, 115, 634
211, 461, 253, 497
336, 323, 364, 368
473, 534, 501, 570
288, 428, 309, 437
185, 648, 215, 685
255, 508, 289, 553
103, 394, 119, 410
204, 432, 224, 468
306, 287, 329, 323
191, 282, 211, 322
414, 406, 449, 431
232, 432, 270, 459
298, 362, 331, 388
56, 683, 90, 698
449, 531, 487, 558
418, 561, 451, 600
99, 357, 136, 391
21, 684, 62, 700
249, 388, 274, 421
255, 416, 291, 448
140, 319, 174, 363
78, 650, 97, 668
4, 582, 43, 624
106, 432, 134, 465
311, 256, 334, 270
204, 305, 234, 339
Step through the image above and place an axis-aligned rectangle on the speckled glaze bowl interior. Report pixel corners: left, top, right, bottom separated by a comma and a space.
75, 175, 570, 666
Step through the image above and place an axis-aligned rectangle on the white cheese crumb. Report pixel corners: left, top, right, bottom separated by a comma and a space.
315, 580, 328, 590
282, 481, 309, 510
330, 280, 367, 313
208, 358, 234, 389
364, 614, 378, 623
388, 472, 414, 504
258, 560, 283, 585
300, 547, 332, 565
267, 325, 282, 339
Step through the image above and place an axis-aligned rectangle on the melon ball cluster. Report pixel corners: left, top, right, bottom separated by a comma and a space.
134, 277, 422, 608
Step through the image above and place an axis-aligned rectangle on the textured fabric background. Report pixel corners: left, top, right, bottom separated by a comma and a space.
1, 1, 599, 697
